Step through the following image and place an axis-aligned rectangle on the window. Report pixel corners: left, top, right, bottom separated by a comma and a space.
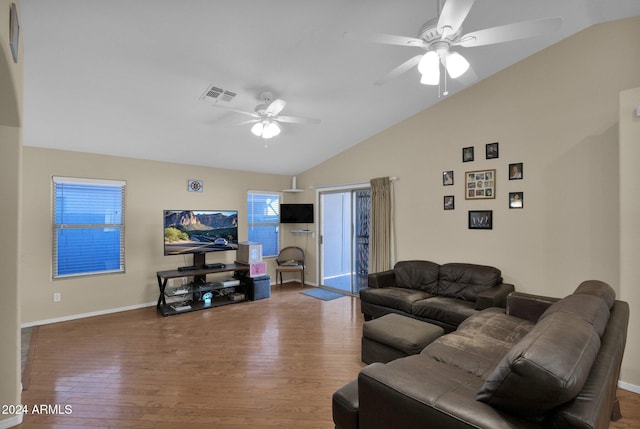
53, 177, 125, 278
247, 191, 280, 257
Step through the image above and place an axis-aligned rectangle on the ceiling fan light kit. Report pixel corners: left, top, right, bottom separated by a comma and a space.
348, 0, 562, 94
209, 90, 320, 143
251, 120, 281, 139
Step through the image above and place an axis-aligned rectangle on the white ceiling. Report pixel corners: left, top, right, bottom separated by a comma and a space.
20, 0, 640, 175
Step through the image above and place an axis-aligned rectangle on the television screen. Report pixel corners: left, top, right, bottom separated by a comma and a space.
164, 210, 238, 256
280, 203, 314, 224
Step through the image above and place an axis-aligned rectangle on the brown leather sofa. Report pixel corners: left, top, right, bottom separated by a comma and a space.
333, 280, 629, 429
360, 260, 515, 332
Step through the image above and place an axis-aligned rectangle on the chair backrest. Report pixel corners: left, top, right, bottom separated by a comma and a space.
277, 246, 304, 264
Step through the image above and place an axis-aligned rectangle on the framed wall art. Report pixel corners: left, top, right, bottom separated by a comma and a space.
486, 142, 499, 159
509, 162, 523, 180
443, 170, 454, 186
462, 146, 474, 162
465, 169, 496, 199
469, 210, 493, 229
444, 195, 454, 210
509, 192, 523, 209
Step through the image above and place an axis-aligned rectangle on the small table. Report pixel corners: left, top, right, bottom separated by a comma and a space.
361, 313, 444, 364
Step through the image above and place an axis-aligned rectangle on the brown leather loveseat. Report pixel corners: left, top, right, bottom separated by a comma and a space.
360, 260, 515, 332
333, 280, 629, 429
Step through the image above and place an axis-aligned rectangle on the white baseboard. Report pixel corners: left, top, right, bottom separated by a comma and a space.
619, 380, 640, 394
0, 413, 23, 429
21, 301, 156, 328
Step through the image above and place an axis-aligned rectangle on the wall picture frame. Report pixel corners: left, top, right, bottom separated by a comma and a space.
465, 169, 496, 199
443, 170, 454, 186
188, 179, 203, 192
469, 210, 493, 229
462, 146, 474, 162
509, 162, 523, 180
444, 195, 455, 210
509, 192, 523, 209
486, 142, 499, 159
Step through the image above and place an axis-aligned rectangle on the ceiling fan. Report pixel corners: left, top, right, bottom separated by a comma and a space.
212, 91, 321, 141
346, 0, 562, 94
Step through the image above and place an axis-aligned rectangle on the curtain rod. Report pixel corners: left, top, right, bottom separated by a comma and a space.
311, 176, 399, 190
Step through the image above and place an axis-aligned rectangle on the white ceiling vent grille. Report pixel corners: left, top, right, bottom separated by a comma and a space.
200, 84, 237, 103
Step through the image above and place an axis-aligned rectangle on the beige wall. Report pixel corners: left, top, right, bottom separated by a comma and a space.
299, 17, 640, 386
18, 15, 640, 391
619, 86, 640, 387
20, 147, 291, 323
0, 0, 23, 426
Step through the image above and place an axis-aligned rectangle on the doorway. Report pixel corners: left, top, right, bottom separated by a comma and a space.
319, 187, 370, 295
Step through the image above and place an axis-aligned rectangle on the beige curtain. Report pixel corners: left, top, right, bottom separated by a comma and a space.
369, 177, 394, 273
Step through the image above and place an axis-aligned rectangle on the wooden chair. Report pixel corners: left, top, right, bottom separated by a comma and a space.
275, 246, 305, 287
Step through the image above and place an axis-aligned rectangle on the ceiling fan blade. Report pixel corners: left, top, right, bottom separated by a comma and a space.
276, 115, 321, 125
456, 17, 562, 48
231, 119, 260, 126
265, 98, 287, 116
438, 0, 476, 39
344, 31, 426, 48
210, 104, 261, 119
374, 54, 423, 86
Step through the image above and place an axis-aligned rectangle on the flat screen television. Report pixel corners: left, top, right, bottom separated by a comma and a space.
280, 203, 314, 224
164, 210, 238, 268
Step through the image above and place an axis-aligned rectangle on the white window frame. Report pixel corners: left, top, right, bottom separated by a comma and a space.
52, 176, 126, 278
247, 190, 281, 258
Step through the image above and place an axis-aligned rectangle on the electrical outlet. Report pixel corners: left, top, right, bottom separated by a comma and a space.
182, 277, 188, 285
53, 292, 61, 302
168, 279, 174, 287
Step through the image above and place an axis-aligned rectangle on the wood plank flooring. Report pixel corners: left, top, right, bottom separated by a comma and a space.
18, 284, 639, 428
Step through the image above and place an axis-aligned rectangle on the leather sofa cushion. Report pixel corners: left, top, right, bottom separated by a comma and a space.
422, 309, 534, 379
359, 287, 431, 314
393, 260, 440, 293
540, 293, 610, 337
412, 296, 476, 327
438, 263, 501, 301
476, 311, 601, 418
574, 280, 616, 309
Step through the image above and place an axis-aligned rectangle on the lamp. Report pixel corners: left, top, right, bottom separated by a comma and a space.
417, 51, 440, 85
251, 120, 281, 139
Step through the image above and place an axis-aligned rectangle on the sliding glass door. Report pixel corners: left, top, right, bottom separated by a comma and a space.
319, 187, 370, 294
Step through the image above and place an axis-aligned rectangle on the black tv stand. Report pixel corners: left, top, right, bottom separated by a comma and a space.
156, 263, 250, 316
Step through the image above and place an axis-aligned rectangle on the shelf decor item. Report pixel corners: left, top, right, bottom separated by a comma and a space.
465, 169, 496, 199
468, 210, 493, 229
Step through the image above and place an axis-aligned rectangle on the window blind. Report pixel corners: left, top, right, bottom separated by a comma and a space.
247, 191, 280, 257
53, 176, 126, 278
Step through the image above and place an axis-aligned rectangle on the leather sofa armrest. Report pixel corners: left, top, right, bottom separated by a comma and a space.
475, 283, 515, 310
367, 270, 395, 288
506, 292, 560, 323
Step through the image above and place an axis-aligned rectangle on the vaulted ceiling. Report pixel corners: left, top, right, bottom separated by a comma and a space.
20, 0, 640, 175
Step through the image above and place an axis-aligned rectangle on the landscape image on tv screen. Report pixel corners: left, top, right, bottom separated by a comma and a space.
164, 210, 238, 255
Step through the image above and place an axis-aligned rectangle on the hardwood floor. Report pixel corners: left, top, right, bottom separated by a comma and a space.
18, 284, 639, 428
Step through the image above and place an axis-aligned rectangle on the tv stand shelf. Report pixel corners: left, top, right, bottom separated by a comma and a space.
156, 263, 250, 316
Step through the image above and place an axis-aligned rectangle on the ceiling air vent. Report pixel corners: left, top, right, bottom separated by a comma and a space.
200, 84, 237, 103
